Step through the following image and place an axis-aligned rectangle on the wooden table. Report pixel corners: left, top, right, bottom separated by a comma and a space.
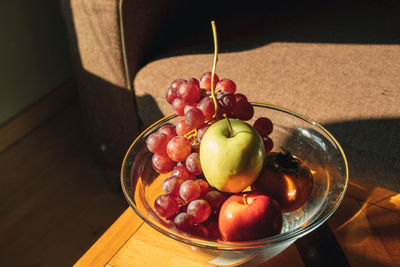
75, 179, 399, 267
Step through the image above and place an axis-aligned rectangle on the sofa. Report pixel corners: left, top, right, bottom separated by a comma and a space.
60, 0, 400, 193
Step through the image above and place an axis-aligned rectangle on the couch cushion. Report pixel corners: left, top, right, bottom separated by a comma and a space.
135, 43, 400, 123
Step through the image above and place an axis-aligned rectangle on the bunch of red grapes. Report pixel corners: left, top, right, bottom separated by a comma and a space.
146, 71, 274, 239
167, 72, 255, 133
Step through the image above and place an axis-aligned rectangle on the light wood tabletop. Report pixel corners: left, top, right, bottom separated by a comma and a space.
75, 178, 399, 267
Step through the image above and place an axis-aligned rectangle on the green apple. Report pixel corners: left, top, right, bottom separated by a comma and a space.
199, 118, 265, 193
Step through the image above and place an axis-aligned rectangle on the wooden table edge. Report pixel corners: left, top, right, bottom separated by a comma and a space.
74, 208, 143, 267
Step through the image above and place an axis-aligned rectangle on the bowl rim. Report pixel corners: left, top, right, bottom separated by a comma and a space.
120, 102, 349, 250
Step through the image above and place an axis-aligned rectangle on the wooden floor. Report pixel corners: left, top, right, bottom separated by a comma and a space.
0, 102, 128, 267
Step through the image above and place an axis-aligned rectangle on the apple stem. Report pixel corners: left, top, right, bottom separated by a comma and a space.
225, 116, 233, 137
210, 21, 219, 119
243, 194, 248, 205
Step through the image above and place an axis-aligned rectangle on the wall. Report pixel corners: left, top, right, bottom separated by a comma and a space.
0, 1, 73, 125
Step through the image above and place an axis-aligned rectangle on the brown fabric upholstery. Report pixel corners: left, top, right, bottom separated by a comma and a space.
135, 44, 400, 125
61, 0, 190, 169
61, 0, 137, 169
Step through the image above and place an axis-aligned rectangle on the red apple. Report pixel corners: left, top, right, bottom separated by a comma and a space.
218, 192, 282, 242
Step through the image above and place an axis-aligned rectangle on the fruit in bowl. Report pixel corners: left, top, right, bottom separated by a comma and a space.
138, 20, 317, 242
142, 67, 322, 242
120, 21, 348, 265
121, 100, 348, 264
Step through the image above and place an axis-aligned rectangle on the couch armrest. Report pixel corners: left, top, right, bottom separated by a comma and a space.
60, 0, 179, 169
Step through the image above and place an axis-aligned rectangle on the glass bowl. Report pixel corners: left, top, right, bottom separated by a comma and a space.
121, 102, 348, 266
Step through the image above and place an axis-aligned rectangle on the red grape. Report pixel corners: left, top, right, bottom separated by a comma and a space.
157, 124, 177, 140
187, 77, 200, 88
165, 216, 176, 227
216, 102, 227, 119
204, 190, 226, 213
232, 94, 254, 120
234, 93, 248, 102
154, 195, 178, 218
146, 132, 169, 155
197, 125, 210, 141
172, 98, 187, 116
185, 108, 205, 129
191, 224, 209, 239
199, 72, 219, 91
195, 179, 210, 196
171, 165, 195, 181
253, 117, 273, 137
174, 212, 194, 231
175, 118, 193, 136
217, 91, 237, 113
197, 97, 215, 121
184, 103, 197, 114
177, 82, 201, 103
215, 79, 236, 93
191, 142, 200, 153
180, 180, 201, 202
166, 87, 177, 104
152, 153, 175, 173
171, 78, 186, 89
262, 136, 274, 153
185, 152, 202, 175
162, 175, 184, 197
167, 136, 191, 162
187, 199, 212, 223
206, 220, 221, 240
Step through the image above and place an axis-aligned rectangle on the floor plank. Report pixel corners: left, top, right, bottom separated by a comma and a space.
328, 196, 396, 267
0, 103, 127, 267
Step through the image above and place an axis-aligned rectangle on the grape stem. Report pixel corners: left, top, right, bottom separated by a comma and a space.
210, 21, 219, 119
210, 21, 234, 138
184, 129, 198, 140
